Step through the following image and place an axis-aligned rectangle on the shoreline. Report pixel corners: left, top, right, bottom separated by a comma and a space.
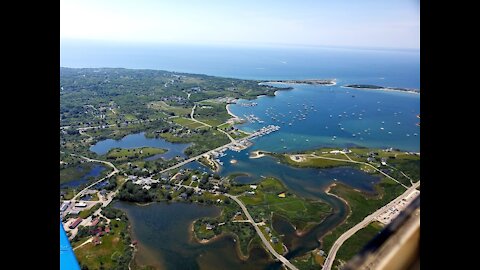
190, 221, 251, 261
226, 104, 241, 120
201, 154, 221, 172
249, 150, 270, 159
341, 85, 419, 94
316, 182, 352, 244
262, 79, 337, 86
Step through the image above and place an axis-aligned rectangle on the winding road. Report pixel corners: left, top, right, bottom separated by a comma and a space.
70, 154, 120, 201
321, 181, 420, 270
191, 103, 235, 142
225, 194, 299, 270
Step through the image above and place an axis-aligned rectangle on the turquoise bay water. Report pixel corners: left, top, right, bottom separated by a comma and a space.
64, 43, 419, 269
229, 83, 419, 153
90, 132, 191, 159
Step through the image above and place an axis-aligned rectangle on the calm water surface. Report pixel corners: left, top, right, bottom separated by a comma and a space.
65, 43, 419, 268
114, 202, 273, 270
60, 164, 106, 189
90, 132, 191, 159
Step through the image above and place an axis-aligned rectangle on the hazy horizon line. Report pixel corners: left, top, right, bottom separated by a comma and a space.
61, 38, 419, 53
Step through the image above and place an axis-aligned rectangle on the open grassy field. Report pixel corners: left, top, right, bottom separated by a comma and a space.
275, 153, 352, 169
194, 102, 231, 127
171, 117, 206, 129
320, 179, 405, 254
105, 147, 167, 162
147, 101, 191, 117
239, 178, 331, 232
333, 221, 384, 269
291, 252, 322, 270
160, 129, 230, 157
79, 203, 102, 219
217, 122, 233, 130
74, 218, 132, 270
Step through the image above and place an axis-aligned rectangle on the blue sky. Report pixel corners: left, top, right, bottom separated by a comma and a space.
60, 0, 419, 49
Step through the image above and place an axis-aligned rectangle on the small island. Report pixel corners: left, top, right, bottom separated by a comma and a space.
343, 84, 419, 93
264, 79, 336, 86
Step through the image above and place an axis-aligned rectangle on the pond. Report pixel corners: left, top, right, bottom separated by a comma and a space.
114, 201, 274, 270
90, 132, 191, 159
60, 164, 106, 189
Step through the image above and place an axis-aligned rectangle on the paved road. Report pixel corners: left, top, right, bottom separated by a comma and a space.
70, 154, 119, 201
190, 104, 211, 127
159, 130, 260, 174
322, 181, 420, 270
63, 154, 122, 238
190, 103, 235, 142
225, 194, 299, 270
170, 180, 297, 269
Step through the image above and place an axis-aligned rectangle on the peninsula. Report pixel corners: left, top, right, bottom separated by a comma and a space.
264, 79, 336, 85
343, 84, 419, 93
60, 67, 419, 270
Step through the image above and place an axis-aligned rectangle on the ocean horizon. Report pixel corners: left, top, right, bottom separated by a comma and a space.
61, 40, 419, 89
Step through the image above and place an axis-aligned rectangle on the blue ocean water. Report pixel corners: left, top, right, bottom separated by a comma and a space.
229, 83, 419, 153
61, 40, 419, 88
64, 41, 419, 153
63, 41, 419, 267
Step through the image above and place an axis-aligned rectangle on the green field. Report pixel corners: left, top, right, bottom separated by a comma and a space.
333, 221, 384, 269
320, 179, 405, 254
171, 117, 206, 129
148, 101, 191, 117
75, 218, 132, 270
271, 146, 419, 262
270, 152, 352, 169
217, 122, 233, 130
105, 147, 167, 162
239, 177, 331, 232
79, 203, 102, 219
194, 102, 231, 127
160, 129, 230, 157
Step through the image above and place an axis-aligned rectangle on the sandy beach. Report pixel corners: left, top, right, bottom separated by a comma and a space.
341, 85, 419, 94
249, 150, 269, 159
263, 80, 337, 86
226, 104, 240, 119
